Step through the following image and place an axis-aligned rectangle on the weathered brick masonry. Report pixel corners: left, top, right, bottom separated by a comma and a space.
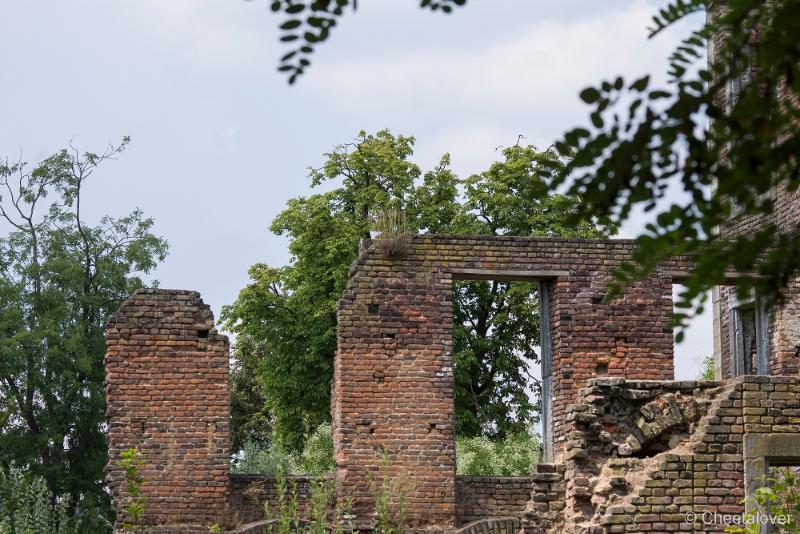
105, 289, 230, 529
602, 376, 800, 532
333, 236, 697, 528
105, 260, 800, 534
455, 476, 538, 525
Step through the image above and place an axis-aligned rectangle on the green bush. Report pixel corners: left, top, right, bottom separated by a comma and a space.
235, 423, 542, 477
0, 464, 75, 534
233, 439, 299, 475
456, 431, 542, 476
697, 355, 716, 381
234, 424, 334, 476
296, 424, 335, 475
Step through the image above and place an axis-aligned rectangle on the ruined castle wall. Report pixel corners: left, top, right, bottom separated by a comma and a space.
593, 376, 800, 533
105, 289, 231, 529
335, 235, 692, 528
228, 475, 333, 525
229, 473, 557, 528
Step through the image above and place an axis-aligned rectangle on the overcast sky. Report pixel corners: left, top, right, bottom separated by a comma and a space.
1, 0, 710, 379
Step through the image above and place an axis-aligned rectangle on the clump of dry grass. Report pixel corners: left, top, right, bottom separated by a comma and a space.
372, 209, 410, 259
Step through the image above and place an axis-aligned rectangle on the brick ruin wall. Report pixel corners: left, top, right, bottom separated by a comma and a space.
599, 376, 800, 533
105, 286, 800, 533
105, 289, 231, 529
228, 473, 562, 528
455, 475, 548, 525
334, 235, 693, 528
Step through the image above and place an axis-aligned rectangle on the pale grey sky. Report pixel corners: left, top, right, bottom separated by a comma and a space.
1, 0, 710, 378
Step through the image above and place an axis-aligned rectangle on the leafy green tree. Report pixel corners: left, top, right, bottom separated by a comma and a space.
222, 131, 420, 450
449, 145, 609, 437
223, 130, 609, 447
0, 140, 168, 530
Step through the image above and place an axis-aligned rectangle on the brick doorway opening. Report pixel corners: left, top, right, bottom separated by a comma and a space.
450, 271, 554, 464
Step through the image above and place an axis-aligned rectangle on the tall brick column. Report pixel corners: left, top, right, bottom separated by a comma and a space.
105, 289, 230, 529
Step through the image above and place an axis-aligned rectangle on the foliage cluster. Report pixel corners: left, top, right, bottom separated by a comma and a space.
116, 448, 147, 532
727, 466, 800, 533
234, 423, 541, 478
455, 430, 542, 476
265, 0, 800, 340
233, 424, 336, 476
546, 0, 800, 335
367, 453, 409, 534
267, 0, 467, 83
697, 354, 716, 381
0, 464, 76, 534
264, 470, 354, 534
263, 453, 407, 534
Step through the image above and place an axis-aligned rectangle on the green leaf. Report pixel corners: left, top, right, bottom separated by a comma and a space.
580, 87, 602, 104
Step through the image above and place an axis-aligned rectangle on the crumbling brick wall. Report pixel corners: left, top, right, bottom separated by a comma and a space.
559, 379, 721, 532
228, 474, 334, 525
334, 235, 693, 528
589, 376, 800, 533
230, 473, 555, 528
105, 289, 231, 529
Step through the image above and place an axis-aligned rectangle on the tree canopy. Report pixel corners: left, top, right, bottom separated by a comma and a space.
222, 130, 610, 449
0, 140, 168, 531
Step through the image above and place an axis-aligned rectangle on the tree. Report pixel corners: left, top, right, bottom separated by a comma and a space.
263, 0, 800, 336
0, 140, 168, 530
223, 130, 610, 448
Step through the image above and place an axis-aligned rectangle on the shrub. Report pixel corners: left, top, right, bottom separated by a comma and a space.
0, 464, 75, 534
234, 424, 334, 476
233, 440, 299, 475
297, 424, 335, 476
698, 354, 716, 381
235, 423, 542, 477
456, 431, 542, 476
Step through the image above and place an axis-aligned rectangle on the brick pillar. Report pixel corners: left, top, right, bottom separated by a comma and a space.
334, 265, 456, 529
105, 289, 230, 529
